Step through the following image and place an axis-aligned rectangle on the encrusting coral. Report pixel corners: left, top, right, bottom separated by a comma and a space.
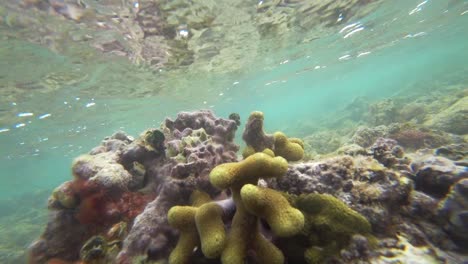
294, 193, 374, 264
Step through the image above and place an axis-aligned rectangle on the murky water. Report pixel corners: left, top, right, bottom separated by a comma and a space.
0, 0, 467, 262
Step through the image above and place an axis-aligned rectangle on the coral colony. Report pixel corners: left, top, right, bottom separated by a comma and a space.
29, 110, 467, 264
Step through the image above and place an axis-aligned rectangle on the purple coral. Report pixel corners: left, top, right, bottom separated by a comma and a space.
117, 110, 240, 261
29, 110, 241, 264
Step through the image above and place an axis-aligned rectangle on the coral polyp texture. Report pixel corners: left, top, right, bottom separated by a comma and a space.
242, 111, 305, 161
28, 110, 468, 264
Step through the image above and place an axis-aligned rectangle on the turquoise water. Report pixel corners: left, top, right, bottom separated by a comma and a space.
0, 0, 467, 262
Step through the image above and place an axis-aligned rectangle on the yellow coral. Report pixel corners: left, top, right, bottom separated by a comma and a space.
221, 206, 256, 263
252, 231, 285, 264
241, 184, 304, 237
243, 146, 275, 159
242, 145, 256, 159
208, 152, 292, 263
274, 132, 304, 161
190, 189, 212, 207
249, 111, 264, 120
195, 203, 226, 258
167, 190, 213, 264
262, 148, 275, 157
294, 193, 373, 263
297, 194, 371, 235
209, 152, 288, 190
288, 137, 305, 149
167, 206, 198, 264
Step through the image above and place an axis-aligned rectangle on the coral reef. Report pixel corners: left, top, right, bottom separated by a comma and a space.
424, 96, 468, 135
368, 99, 398, 126
209, 153, 299, 263
28, 110, 240, 263
302, 131, 344, 156
27, 110, 468, 264
167, 153, 305, 263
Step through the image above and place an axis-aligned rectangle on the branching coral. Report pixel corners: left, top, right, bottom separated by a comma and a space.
32, 110, 430, 264
168, 153, 304, 263
274, 132, 305, 161
242, 111, 304, 161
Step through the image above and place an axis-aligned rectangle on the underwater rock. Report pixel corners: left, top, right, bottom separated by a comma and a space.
89, 163, 133, 191
410, 154, 468, 198
437, 178, 468, 246
370, 137, 405, 168
435, 143, 468, 161
164, 126, 238, 187
29, 210, 89, 262
269, 154, 412, 235
118, 178, 195, 263
350, 125, 390, 148
368, 99, 398, 126
398, 102, 427, 123
371, 235, 443, 263
49, 181, 79, 209
269, 156, 355, 195
164, 110, 238, 145
340, 234, 372, 262
72, 154, 133, 191
337, 143, 368, 156
73, 132, 139, 192
90, 131, 134, 155
387, 124, 457, 151
303, 131, 344, 155
403, 191, 438, 220
424, 96, 468, 135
